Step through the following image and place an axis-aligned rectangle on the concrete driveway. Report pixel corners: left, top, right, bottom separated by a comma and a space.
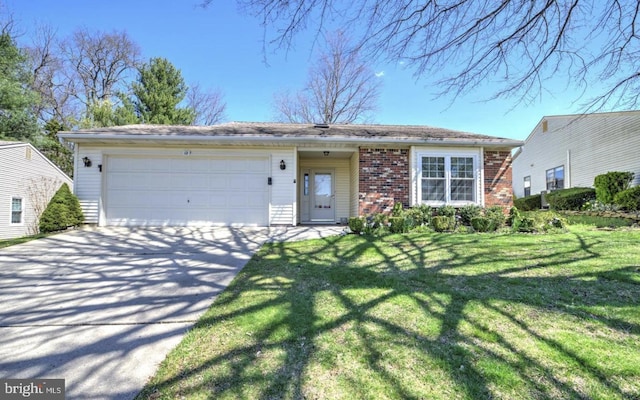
0, 226, 343, 399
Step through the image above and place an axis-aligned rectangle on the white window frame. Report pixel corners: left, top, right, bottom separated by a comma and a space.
11, 197, 24, 225
524, 176, 531, 197
416, 150, 480, 207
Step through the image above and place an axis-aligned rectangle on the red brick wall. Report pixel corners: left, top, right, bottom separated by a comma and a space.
359, 148, 410, 215
484, 150, 514, 208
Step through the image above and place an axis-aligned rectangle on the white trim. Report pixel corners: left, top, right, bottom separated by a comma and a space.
10, 196, 24, 226
414, 148, 482, 207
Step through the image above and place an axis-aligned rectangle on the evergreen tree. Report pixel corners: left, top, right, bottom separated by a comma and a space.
0, 32, 39, 140
131, 57, 195, 125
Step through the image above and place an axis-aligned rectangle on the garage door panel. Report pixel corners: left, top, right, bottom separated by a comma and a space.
106, 156, 269, 226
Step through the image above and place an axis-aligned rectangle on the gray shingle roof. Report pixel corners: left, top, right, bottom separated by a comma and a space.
59, 122, 523, 147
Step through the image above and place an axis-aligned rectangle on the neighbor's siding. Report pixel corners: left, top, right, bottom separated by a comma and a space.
513, 111, 640, 197
299, 157, 351, 222
0, 143, 72, 239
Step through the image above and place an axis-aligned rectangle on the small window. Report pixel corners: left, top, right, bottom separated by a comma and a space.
11, 197, 23, 224
303, 173, 309, 196
524, 176, 531, 197
546, 166, 564, 191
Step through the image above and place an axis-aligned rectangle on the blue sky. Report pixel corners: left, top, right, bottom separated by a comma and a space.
6, 0, 603, 140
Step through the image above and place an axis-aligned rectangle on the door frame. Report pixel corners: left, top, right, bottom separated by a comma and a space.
299, 168, 336, 223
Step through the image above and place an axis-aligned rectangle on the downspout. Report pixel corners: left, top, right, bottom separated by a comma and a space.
566, 149, 571, 188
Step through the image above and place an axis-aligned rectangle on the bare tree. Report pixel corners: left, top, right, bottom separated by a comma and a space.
273, 30, 380, 124
210, 0, 640, 111
61, 28, 141, 108
186, 83, 227, 125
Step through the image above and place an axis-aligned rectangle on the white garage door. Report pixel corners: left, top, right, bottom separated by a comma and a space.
105, 155, 270, 226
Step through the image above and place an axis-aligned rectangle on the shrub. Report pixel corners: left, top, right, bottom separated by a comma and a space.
513, 194, 542, 211
470, 216, 496, 232
391, 202, 404, 217
406, 205, 431, 227
594, 171, 634, 204
39, 183, 84, 233
432, 215, 455, 232
545, 187, 596, 211
436, 205, 456, 218
614, 186, 640, 211
348, 217, 365, 234
511, 211, 566, 233
389, 216, 410, 233
485, 206, 507, 228
459, 204, 483, 225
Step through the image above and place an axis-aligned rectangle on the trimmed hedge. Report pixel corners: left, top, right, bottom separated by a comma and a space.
544, 187, 596, 211
39, 183, 84, 233
614, 186, 640, 211
594, 171, 634, 204
513, 194, 541, 211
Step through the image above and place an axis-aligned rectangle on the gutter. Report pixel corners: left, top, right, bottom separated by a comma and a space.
58, 133, 524, 148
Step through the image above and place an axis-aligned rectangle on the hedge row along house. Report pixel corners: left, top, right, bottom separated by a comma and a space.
57, 123, 522, 227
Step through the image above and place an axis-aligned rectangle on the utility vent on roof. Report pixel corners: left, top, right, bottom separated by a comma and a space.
314, 124, 330, 129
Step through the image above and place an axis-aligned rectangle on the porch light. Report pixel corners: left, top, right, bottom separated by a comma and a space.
280, 160, 286, 170
323, 151, 330, 157
82, 156, 92, 167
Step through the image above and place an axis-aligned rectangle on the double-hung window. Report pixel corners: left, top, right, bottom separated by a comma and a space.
524, 176, 531, 197
11, 197, 23, 224
419, 153, 478, 206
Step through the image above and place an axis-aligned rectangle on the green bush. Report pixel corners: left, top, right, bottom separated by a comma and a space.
406, 205, 431, 226
39, 183, 84, 233
459, 204, 483, 225
389, 216, 410, 233
484, 206, 507, 228
436, 205, 456, 218
614, 186, 640, 211
594, 171, 634, 204
545, 187, 596, 211
513, 194, 542, 211
431, 215, 455, 232
470, 216, 497, 232
391, 202, 404, 217
348, 217, 365, 234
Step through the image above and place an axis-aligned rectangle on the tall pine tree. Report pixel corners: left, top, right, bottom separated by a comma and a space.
131, 57, 195, 125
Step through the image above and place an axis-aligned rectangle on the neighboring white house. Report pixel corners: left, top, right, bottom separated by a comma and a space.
58, 123, 523, 227
512, 111, 640, 198
0, 141, 73, 240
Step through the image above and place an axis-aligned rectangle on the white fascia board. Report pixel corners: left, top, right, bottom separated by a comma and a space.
58, 133, 524, 148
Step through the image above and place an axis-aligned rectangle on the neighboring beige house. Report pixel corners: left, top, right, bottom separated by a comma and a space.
512, 111, 640, 198
0, 141, 73, 239
59, 123, 522, 227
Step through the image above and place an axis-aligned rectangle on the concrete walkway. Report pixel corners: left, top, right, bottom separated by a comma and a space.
0, 226, 344, 400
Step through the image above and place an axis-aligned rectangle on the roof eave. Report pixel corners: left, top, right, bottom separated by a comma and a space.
58, 133, 524, 148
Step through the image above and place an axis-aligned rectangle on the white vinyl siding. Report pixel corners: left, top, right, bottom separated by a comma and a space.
349, 152, 359, 218
513, 111, 640, 197
0, 143, 72, 239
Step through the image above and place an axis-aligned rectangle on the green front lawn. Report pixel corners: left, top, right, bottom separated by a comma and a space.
138, 226, 640, 399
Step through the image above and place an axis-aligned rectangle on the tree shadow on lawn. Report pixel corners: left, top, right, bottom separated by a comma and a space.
139, 230, 640, 399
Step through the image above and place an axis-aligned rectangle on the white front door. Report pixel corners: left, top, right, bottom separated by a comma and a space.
309, 170, 335, 222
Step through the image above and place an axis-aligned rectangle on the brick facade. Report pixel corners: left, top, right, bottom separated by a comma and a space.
358, 148, 410, 215
484, 150, 514, 208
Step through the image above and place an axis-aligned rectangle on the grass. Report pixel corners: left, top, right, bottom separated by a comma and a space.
138, 225, 640, 399
0, 233, 50, 249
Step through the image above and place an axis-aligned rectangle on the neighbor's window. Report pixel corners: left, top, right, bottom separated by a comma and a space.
524, 176, 531, 197
546, 166, 564, 191
420, 155, 477, 205
11, 197, 23, 224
